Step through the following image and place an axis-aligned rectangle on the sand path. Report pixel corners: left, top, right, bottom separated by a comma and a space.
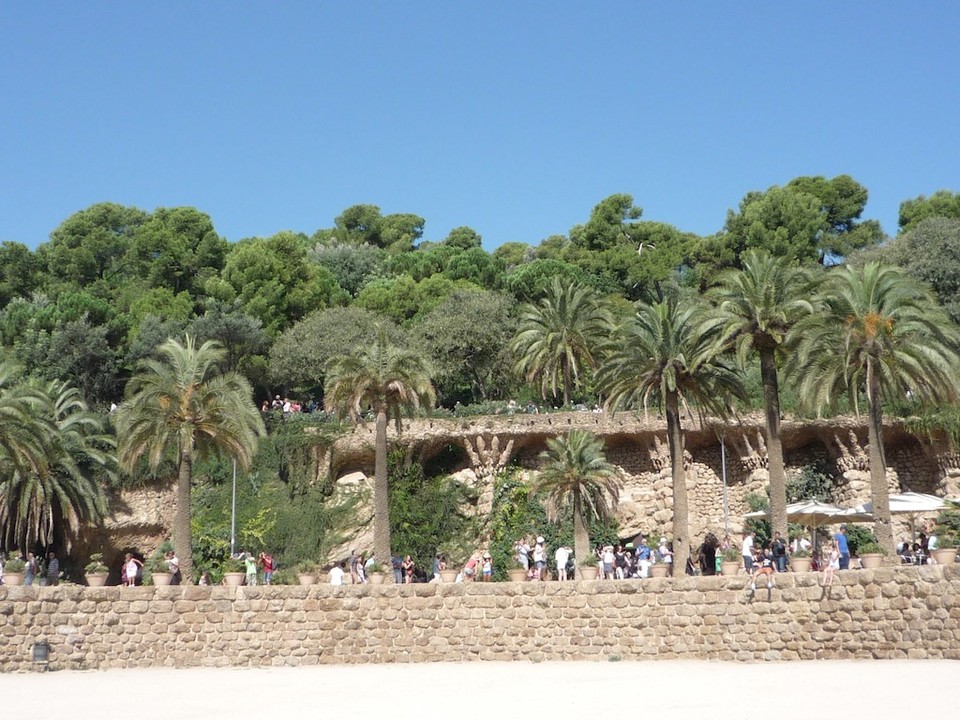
2, 659, 952, 719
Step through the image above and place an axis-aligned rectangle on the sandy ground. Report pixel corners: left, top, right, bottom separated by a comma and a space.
1, 659, 953, 720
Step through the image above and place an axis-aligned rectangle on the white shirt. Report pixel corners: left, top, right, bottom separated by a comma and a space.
742, 536, 754, 557
533, 544, 545, 563
555, 547, 570, 568
329, 567, 345, 585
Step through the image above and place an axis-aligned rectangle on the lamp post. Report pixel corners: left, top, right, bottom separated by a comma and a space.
230, 458, 237, 557
720, 434, 729, 537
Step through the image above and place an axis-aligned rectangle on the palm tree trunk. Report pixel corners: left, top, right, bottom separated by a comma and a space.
760, 346, 788, 540
866, 360, 895, 556
174, 447, 193, 582
666, 391, 689, 578
373, 407, 392, 574
562, 357, 571, 407
572, 492, 589, 578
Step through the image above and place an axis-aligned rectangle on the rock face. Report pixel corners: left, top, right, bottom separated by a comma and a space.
2, 565, 958, 671
78, 481, 178, 582
327, 412, 957, 546
97, 412, 960, 563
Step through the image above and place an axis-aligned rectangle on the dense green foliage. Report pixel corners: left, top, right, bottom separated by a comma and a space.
4, 177, 960, 569
386, 450, 476, 575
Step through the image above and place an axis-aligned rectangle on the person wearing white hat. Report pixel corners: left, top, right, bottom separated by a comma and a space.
533, 537, 546, 580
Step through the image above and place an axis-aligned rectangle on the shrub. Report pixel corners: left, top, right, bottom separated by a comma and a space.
85, 553, 109, 574
857, 542, 886, 556
5, 557, 25, 573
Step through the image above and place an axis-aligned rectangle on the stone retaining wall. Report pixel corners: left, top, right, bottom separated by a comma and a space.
3, 566, 958, 672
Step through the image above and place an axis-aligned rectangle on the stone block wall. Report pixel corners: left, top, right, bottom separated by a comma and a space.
2, 566, 958, 672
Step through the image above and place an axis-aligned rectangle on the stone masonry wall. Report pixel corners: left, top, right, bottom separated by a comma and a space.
2, 566, 958, 672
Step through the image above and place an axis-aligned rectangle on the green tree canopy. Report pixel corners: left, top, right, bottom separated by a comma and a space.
412, 288, 517, 405
222, 231, 348, 336
325, 327, 435, 569
269, 306, 405, 397
600, 295, 745, 576
534, 429, 621, 572
899, 190, 960, 232
511, 277, 612, 406
116, 336, 266, 580
788, 263, 960, 554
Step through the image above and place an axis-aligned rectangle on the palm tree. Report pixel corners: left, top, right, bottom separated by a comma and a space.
324, 327, 435, 570
599, 296, 745, 577
511, 277, 612, 407
788, 263, 960, 555
702, 250, 813, 540
534, 429, 621, 573
116, 335, 265, 581
0, 359, 54, 484
0, 379, 113, 552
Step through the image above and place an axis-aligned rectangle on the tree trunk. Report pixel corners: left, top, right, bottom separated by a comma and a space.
562, 357, 571, 407
866, 360, 895, 556
373, 408, 393, 575
572, 492, 589, 579
174, 448, 193, 582
666, 391, 689, 578
760, 346, 787, 540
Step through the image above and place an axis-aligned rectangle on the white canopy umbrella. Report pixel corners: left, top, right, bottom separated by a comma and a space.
840, 492, 951, 542
744, 500, 872, 551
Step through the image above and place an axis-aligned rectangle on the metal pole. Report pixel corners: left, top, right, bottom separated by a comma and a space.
230, 458, 237, 557
721, 435, 729, 537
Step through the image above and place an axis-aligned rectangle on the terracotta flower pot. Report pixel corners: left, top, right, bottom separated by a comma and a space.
368, 572, 385, 585
933, 548, 958, 566
858, 553, 884, 569
721, 561, 741, 576
507, 568, 528, 582
3, 572, 24, 586
650, 564, 670, 578
224, 572, 246, 587
297, 573, 316, 586
86, 574, 108, 587
578, 565, 599, 581
439, 569, 459, 583
789, 558, 812, 572
151, 572, 172, 586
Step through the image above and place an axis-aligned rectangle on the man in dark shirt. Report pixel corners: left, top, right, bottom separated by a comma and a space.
46, 551, 60, 586
771, 532, 787, 572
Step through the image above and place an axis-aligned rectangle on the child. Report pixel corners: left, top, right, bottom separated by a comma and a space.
822, 540, 839, 587
481, 554, 492, 582
244, 553, 257, 586
123, 553, 142, 587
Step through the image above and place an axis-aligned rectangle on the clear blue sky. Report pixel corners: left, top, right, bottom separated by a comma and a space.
2, 3, 958, 251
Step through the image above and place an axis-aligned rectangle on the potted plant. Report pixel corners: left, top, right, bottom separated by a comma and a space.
367, 562, 386, 585
507, 558, 528, 583
224, 557, 247, 587
294, 561, 316, 586
856, 542, 886, 569
720, 547, 741, 576
932, 533, 958, 566
146, 552, 172, 586
789, 548, 813, 572
85, 553, 109, 587
439, 563, 460, 584
577, 556, 599, 581
3, 557, 26, 586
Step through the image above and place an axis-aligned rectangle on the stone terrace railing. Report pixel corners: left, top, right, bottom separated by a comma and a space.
2, 565, 958, 672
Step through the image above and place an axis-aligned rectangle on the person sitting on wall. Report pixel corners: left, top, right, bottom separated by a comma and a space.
745, 551, 776, 600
